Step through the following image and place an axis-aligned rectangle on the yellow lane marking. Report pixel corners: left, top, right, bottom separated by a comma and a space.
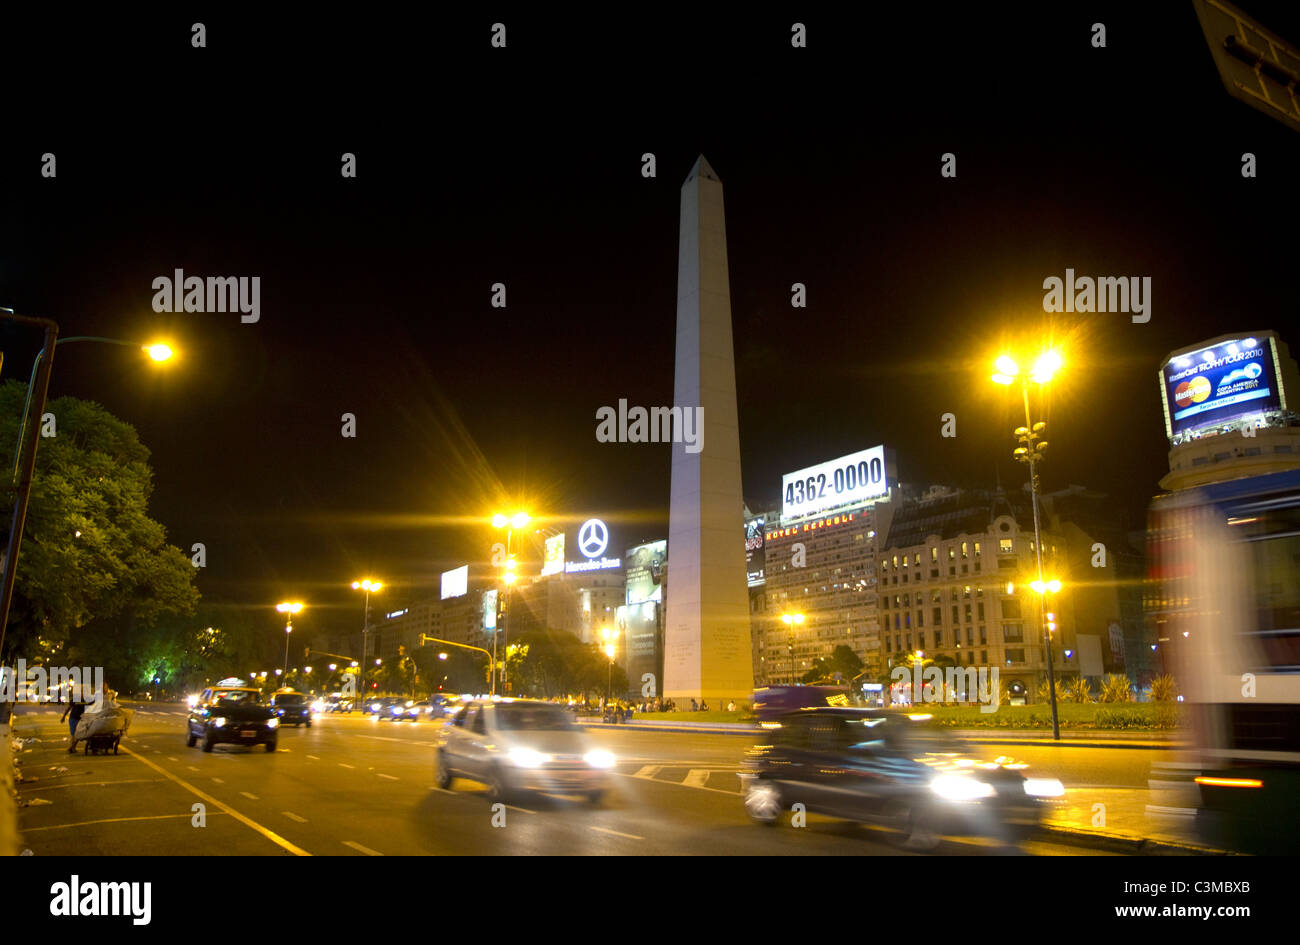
120, 746, 311, 856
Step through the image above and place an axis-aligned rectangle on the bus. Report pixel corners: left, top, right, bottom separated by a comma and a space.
1148, 467, 1300, 854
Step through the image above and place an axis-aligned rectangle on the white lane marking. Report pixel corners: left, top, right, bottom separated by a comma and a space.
339, 763, 356, 769
505, 804, 536, 814
590, 826, 644, 841
306, 754, 320, 760
1145, 804, 1197, 816
283, 812, 308, 823
683, 769, 711, 788
167, 756, 179, 762
430, 786, 456, 794
633, 765, 662, 779
212, 778, 225, 784
187, 766, 199, 772
240, 791, 259, 801
342, 840, 384, 856
377, 773, 399, 781
614, 771, 740, 797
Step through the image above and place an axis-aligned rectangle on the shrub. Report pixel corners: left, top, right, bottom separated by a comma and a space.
1147, 674, 1178, 703
1100, 673, 1134, 703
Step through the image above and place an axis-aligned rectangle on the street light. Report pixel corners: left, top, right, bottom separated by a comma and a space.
992, 347, 1064, 740
351, 579, 383, 704
780, 613, 805, 684
601, 628, 618, 707
0, 310, 179, 661
491, 511, 531, 693
276, 601, 304, 681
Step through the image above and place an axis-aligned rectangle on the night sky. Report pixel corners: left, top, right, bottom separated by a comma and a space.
3, 4, 1299, 641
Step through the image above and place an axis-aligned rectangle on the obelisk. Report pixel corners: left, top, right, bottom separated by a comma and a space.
663, 155, 754, 704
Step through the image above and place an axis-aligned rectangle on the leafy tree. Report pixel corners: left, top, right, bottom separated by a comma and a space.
0, 382, 199, 661
800, 644, 864, 685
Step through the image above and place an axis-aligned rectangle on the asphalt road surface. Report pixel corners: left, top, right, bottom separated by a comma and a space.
12, 704, 1136, 856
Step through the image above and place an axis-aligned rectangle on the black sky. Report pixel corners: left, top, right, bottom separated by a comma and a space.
3, 4, 1299, 641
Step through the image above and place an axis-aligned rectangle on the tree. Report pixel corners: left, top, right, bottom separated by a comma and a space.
0, 382, 199, 660
800, 644, 864, 685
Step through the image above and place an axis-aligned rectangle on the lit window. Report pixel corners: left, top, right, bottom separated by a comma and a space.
974, 542, 981, 556
961, 541, 968, 558
931, 547, 938, 562
999, 538, 1013, 553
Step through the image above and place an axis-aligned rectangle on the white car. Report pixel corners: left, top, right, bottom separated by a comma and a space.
435, 699, 615, 804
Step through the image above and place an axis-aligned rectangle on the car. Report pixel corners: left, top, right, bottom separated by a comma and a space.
370, 696, 411, 720
740, 708, 1063, 849
270, 690, 313, 727
186, 686, 279, 752
435, 698, 615, 803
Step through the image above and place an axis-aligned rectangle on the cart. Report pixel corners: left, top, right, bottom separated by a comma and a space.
75, 706, 133, 755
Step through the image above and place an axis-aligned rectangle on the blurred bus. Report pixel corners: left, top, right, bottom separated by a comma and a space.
1148, 468, 1300, 854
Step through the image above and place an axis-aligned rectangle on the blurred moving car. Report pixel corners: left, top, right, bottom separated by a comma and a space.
186, 685, 279, 752
435, 699, 615, 803
741, 708, 1062, 848
370, 696, 411, 721
270, 690, 313, 727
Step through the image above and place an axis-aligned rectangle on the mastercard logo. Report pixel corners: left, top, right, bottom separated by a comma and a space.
1174, 375, 1212, 408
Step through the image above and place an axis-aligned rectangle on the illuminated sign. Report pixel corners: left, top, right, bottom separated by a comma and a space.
745, 519, 765, 587
625, 540, 667, 604
440, 565, 468, 600
565, 517, 621, 573
541, 534, 565, 576
1159, 333, 1286, 439
782, 446, 887, 523
385, 609, 408, 620
766, 512, 857, 541
483, 589, 498, 631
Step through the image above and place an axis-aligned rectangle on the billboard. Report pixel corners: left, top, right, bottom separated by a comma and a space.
482, 588, 498, 631
440, 565, 468, 600
541, 533, 565, 576
1159, 334, 1284, 438
625, 540, 667, 605
616, 601, 660, 698
781, 445, 888, 523
745, 518, 765, 587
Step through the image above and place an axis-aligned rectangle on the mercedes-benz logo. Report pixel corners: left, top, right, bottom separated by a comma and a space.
578, 519, 609, 559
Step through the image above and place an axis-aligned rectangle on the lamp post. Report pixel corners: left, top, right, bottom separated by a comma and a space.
491, 511, 530, 693
276, 602, 303, 681
351, 579, 383, 705
993, 349, 1063, 740
0, 309, 175, 660
780, 613, 805, 684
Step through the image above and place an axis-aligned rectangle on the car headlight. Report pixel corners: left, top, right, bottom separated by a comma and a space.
507, 747, 552, 768
187, 695, 199, 708
930, 774, 996, 802
266, 717, 279, 728
213, 717, 227, 728
584, 750, 616, 769
1023, 778, 1065, 798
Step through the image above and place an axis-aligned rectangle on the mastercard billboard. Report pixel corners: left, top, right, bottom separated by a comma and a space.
1158, 331, 1295, 440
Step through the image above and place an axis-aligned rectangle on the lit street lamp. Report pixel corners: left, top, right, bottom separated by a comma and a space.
277, 601, 304, 681
993, 348, 1063, 740
351, 579, 383, 703
600, 626, 619, 706
491, 511, 530, 693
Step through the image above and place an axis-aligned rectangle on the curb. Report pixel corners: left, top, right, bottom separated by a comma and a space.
1036, 822, 1236, 856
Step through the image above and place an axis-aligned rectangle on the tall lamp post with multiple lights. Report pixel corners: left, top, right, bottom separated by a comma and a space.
781, 613, 805, 684
491, 511, 530, 694
992, 348, 1064, 740
351, 579, 383, 704
277, 602, 303, 680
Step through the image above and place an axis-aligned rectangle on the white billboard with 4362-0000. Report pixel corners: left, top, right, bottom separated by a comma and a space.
781, 445, 887, 524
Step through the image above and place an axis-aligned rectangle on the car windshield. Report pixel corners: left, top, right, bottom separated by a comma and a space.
214, 690, 262, 705
276, 694, 305, 705
495, 705, 576, 731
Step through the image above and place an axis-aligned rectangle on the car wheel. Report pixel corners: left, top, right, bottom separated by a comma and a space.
484, 765, 511, 804
306, 720, 312, 728
744, 779, 783, 825
586, 790, 604, 806
265, 739, 277, 752
885, 801, 940, 851
435, 750, 453, 789
186, 731, 197, 747
201, 731, 215, 752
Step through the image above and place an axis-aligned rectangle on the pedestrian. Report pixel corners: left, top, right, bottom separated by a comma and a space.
61, 687, 88, 753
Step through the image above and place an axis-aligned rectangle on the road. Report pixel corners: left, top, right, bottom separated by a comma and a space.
11, 703, 1160, 856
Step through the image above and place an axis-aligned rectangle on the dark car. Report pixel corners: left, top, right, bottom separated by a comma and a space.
187, 686, 279, 752
741, 708, 1063, 849
752, 685, 853, 721
370, 696, 410, 721
270, 690, 313, 727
